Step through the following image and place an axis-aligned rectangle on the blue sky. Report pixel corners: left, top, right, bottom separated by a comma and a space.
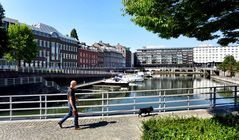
1, 0, 220, 52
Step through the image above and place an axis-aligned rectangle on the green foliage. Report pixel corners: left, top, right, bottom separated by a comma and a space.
236, 61, 239, 72
222, 55, 236, 76
0, 2, 4, 26
0, 3, 8, 57
142, 115, 239, 140
122, 0, 239, 46
70, 28, 79, 41
218, 63, 227, 76
5, 24, 38, 66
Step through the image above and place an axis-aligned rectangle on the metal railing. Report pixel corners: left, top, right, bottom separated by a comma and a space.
0, 85, 238, 120
0, 77, 62, 91
0, 59, 120, 75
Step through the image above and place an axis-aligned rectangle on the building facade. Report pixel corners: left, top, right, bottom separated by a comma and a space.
125, 48, 132, 67
135, 47, 193, 67
77, 43, 99, 68
2, 17, 19, 29
30, 23, 78, 68
193, 45, 239, 64
2, 18, 79, 69
93, 41, 125, 68
115, 43, 132, 68
115, 43, 126, 57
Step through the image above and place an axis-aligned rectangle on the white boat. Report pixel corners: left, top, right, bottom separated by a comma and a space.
127, 72, 144, 82
145, 71, 153, 77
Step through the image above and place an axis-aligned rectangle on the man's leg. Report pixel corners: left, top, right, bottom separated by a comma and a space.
58, 103, 72, 128
73, 104, 79, 129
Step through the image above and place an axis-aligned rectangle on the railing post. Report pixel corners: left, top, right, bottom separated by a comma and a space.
9, 97, 12, 121
234, 86, 237, 107
133, 92, 136, 114
13, 78, 15, 85
163, 91, 166, 112
209, 87, 212, 109
4, 78, 7, 86
106, 93, 109, 116
213, 87, 216, 108
187, 90, 190, 110
40, 96, 42, 119
44, 95, 47, 119
102, 93, 104, 116
158, 91, 161, 112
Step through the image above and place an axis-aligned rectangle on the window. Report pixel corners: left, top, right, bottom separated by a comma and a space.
39, 50, 42, 57
39, 40, 42, 46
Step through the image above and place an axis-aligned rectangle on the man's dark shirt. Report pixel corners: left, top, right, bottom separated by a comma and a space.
67, 88, 76, 106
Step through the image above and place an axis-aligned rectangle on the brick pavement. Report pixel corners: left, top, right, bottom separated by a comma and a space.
0, 110, 213, 140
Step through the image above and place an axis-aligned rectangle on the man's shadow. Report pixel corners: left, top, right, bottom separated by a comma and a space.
63, 121, 117, 129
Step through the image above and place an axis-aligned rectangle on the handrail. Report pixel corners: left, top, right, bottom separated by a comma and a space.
0, 76, 62, 92
0, 85, 238, 120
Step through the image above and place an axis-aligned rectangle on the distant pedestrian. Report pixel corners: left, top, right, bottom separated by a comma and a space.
58, 80, 80, 130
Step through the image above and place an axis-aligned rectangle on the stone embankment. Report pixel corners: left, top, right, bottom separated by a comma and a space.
211, 76, 239, 85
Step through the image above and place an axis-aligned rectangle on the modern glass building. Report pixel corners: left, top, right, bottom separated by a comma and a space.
135, 47, 193, 67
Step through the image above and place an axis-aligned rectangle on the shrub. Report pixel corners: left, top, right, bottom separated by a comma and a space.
142, 115, 239, 140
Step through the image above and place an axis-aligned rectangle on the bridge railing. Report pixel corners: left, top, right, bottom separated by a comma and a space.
0, 85, 238, 121
0, 66, 118, 75
0, 77, 62, 91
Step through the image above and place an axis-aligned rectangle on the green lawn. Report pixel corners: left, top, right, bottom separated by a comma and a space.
142, 115, 239, 140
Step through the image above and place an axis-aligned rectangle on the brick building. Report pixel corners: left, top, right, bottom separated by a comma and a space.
77, 43, 99, 68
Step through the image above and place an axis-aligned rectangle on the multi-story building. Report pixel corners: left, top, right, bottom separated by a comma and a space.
115, 43, 132, 68
77, 43, 99, 68
135, 47, 193, 67
115, 43, 126, 57
2, 17, 19, 29
93, 41, 125, 68
30, 23, 78, 68
193, 45, 239, 64
125, 47, 132, 67
2, 18, 79, 68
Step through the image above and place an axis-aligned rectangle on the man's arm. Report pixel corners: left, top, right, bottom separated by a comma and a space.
75, 96, 80, 105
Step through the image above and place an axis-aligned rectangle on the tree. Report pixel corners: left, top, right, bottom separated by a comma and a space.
222, 55, 236, 77
122, 0, 239, 46
70, 28, 79, 40
235, 61, 239, 72
218, 63, 227, 77
5, 24, 38, 67
0, 3, 8, 57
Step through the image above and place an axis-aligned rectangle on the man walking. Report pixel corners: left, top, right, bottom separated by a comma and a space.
58, 80, 80, 130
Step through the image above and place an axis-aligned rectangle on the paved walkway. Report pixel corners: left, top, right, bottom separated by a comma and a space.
0, 110, 214, 140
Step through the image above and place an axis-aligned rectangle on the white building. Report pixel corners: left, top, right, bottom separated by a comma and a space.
193, 45, 239, 63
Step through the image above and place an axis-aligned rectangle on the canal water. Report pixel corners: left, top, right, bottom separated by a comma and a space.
1, 75, 235, 119
50, 75, 234, 116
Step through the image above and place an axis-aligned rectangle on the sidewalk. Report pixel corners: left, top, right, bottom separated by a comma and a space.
0, 110, 213, 140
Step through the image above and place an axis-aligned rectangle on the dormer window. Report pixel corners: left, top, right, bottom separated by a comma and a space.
51, 32, 59, 38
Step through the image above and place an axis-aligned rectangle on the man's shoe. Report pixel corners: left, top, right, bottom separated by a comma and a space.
75, 127, 80, 130
58, 122, 62, 128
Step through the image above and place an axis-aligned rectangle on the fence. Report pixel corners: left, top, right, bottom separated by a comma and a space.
0, 77, 61, 91
0, 85, 238, 120
0, 59, 120, 75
